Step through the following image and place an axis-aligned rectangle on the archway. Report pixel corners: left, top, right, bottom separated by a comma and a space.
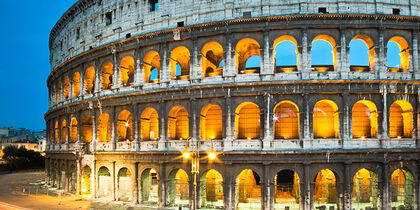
57, 81, 61, 102
117, 167, 132, 201
143, 51, 161, 83
201, 41, 224, 77
63, 76, 70, 100
387, 36, 409, 72
119, 56, 135, 87
101, 61, 114, 90
168, 169, 189, 206
168, 106, 189, 140
170, 46, 190, 80
391, 169, 414, 209
141, 108, 159, 140
274, 101, 300, 139
54, 121, 59, 143
72, 72, 81, 97
117, 110, 133, 141
274, 169, 300, 209
313, 100, 339, 138
70, 117, 78, 143
81, 166, 91, 195
200, 104, 223, 140
274, 35, 298, 73
311, 35, 336, 72
84, 65, 95, 94
313, 169, 338, 209
236, 38, 261, 74
98, 113, 111, 143
352, 100, 378, 138
350, 35, 375, 72
61, 120, 67, 143
141, 168, 159, 204
236, 169, 261, 209
200, 169, 224, 208
352, 168, 379, 209
389, 100, 413, 138
235, 102, 260, 139
82, 115, 93, 143
98, 166, 112, 198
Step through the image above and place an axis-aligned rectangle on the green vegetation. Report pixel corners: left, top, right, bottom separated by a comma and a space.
2, 146, 44, 170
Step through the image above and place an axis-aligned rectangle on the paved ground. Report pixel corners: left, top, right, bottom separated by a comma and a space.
0, 170, 157, 210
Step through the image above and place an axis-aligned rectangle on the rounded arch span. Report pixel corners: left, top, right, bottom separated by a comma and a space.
101, 60, 114, 90
168, 105, 189, 140
235, 38, 261, 74
389, 100, 413, 138
201, 41, 224, 77
69, 117, 78, 143
235, 169, 262, 209
84, 65, 95, 94
98, 113, 111, 142
200, 104, 223, 140
119, 56, 135, 87
117, 167, 132, 201
141, 168, 160, 204
170, 46, 190, 80
313, 169, 339, 209
274, 169, 300, 209
273, 35, 299, 72
82, 115, 93, 143
352, 168, 379, 209
168, 168, 189, 206
63, 76, 70, 100
141, 107, 159, 140
200, 169, 224, 208
313, 100, 339, 139
273, 100, 300, 139
387, 36, 409, 72
235, 102, 260, 139
390, 168, 414, 209
311, 35, 337, 72
61, 119, 67, 143
143, 51, 161, 83
72, 72, 81, 97
117, 110, 133, 141
352, 100, 378, 138
350, 35, 375, 71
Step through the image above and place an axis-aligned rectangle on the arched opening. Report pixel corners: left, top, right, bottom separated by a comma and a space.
98, 113, 111, 143
200, 104, 223, 140
81, 166, 91, 195
82, 115, 93, 143
52, 85, 56, 103
352, 168, 379, 209
101, 61, 114, 90
311, 35, 336, 72
117, 110, 133, 141
352, 100, 378, 138
168, 169, 189, 206
60, 164, 66, 189
61, 120, 67, 143
236, 38, 261, 74
69, 165, 77, 192
314, 169, 338, 209
313, 100, 339, 138
200, 169, 224, 208
119, 56, 135, 87
57, 81, 61, 102
72, 72, 81, 97
98, 166, 112, 198
235, 169, 261, 209
141, 168, 159, 204
273, 35, 298, 73
117, 167, 132, 201
170, 46, 190, 80
389, 100, 413, 138
235, 102, 260, 139
274, 101, 300, 139
391, 169, 414, 209
63, 76, 70, 100
141, 108, 159, 140
274, 169, 300, 209
350, 35, 375, 72
84, 65, 95, 94
143, 51, 161, 83
387, 36, 409, 72
168, 106, 189, 140
54, 121, 59, 143
201, 41, 224, 77
49, 121, 54, 144
69, 117, 78, 143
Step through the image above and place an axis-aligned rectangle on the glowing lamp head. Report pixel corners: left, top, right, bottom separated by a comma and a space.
125, 122, 129, 127
247, 137, 252, 140
397, 136, 402, 139
208, 152, 217, 160
182, 151, 191, 159
361, 136, 365, 140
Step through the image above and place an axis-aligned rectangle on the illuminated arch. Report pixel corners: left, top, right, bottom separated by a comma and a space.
143, 51, 161, 83
52, 85, 56, 103
61, 119, 67, 143
141, 168, 159, 204
117, 110, 133, 141
236, 169, 261, 209
311, 35, 337, 72
389, 100, 413, 138
314, 169, 338, 209
352, 100, 378, 138
81, 166, 91, 195
63, 76, 70, 100
168, 106, 189, 140
168, 169, 189, 206
141, 108, 159, 140
350, 35, 375, 72
274, 169, 300, 209
82, 115, 93, 143
273, 101, 300, 139
200, 104, 223, 140
69, 117, 78, 143
200, 169, 224, 208
387, 36, 409, 72
201, 41, 224, 77
313, 100, 339, 138
119, 56, 135, 87
352, 168, 379, 209
98, 113, 111, 143
235, 102, 260, 139
57, 81, 61, 102
273, 35, 298, 73
117, 167, 132, 201
54, 121, 59, 143
84, 65, 95, 94
170, 46, 190, 80
236, 38, 261, 74
98, 166, 112, 198
72, 72, 80, 97
101, 61, 114, 90
390, 168, 415, 209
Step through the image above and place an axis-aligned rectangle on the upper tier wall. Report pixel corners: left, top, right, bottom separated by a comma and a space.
49, 0, 420, 70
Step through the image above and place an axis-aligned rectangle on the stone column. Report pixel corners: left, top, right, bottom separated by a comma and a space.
303, 94, 311, 140
191, 38, 201, 82
134, 162, 139, 204
160, 42, 170, 86
343, 162, 352, 210
262, 164, 271, 210
92, 160, 97, 198
378, 28, 387, 73
69, 75, 73, 100
303, 162, 312, 210
79, 67, 85, 97
224, 93, 234, 151
94, 58, 101, 93
134, 47, 143, 87
76, 113, 82, 144
343, 93, 351, 141
189, 98, 198, 141
112, 161, 116, 201
92, 111, 97, 152
57, 118, 62, 148
66, 116, 70, 149
301, 29, 311, 71
263, 93, 273, 149
159, 100, 167, 150
381, 89, 389, 141
340, 28, 350, 72
159, 163, 166, 207
261, 30, 274, 77
381, 161, 390, 209
76, 159, 81, 195
223, 163, 233, 210
412, 31, 419, 73
133, 106, 140, 151
223, 32, 235, 80
112, 48, 120, 89
111, 107, 117, 151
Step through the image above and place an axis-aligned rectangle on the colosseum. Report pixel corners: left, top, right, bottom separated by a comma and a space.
45, 0, 420, 209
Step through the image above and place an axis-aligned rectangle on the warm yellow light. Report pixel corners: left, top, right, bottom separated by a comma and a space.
125, 122, 129, 127
247, 137, 252, 140
183, 151, 191, 159
397, 136, 402, 139
208, 152, 217, 160
361, 136, 365, 140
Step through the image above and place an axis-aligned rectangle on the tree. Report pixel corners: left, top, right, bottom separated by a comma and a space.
2, 145, 44, 170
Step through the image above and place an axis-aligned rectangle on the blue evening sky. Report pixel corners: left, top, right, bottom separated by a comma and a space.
0, 1, 401, 131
